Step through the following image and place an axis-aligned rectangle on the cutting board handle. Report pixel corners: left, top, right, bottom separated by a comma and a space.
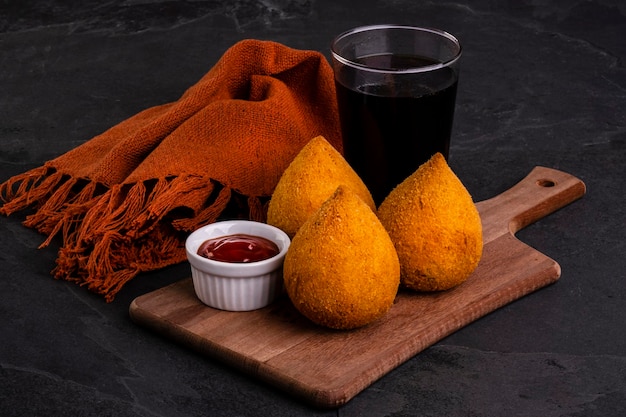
476, 167, 586, 243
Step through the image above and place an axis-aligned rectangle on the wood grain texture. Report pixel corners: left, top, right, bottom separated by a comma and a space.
129, 167, 586, 408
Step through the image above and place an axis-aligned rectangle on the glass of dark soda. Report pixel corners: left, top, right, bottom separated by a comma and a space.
331, 24, 462, 206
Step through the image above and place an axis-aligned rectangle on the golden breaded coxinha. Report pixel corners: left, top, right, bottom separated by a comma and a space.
283, 185, 400, 330
377, 153, 483, 292
267, 135, 375, 238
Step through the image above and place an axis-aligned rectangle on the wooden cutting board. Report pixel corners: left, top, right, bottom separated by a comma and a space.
129, 167, 586, 408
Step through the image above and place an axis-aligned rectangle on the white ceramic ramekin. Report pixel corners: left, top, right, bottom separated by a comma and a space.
185, 220, 291, 311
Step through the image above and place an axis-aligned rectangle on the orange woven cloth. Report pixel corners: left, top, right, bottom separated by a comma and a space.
0, 39, 342, 301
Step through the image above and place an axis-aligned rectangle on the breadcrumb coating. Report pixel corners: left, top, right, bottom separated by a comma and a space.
267, 136, 375, 238
377, 153, 483, 291
283, 185, 400, 330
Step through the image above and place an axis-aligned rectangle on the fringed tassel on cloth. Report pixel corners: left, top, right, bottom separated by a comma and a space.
0, 166, 62, 213
1, 165, 237, 302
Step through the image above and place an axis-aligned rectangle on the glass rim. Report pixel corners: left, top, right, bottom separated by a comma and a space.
330, 24, 462, 74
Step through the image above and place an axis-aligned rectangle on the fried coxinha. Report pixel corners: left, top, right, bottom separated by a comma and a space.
378, 153, 483, 292
283, 185, 400, 330
267, 135, 375, 238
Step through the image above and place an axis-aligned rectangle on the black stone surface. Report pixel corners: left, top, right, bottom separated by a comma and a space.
1, 1, 625, 416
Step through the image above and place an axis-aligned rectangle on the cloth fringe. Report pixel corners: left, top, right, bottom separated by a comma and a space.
1, 165, 244, 302
0, 166, 60, 212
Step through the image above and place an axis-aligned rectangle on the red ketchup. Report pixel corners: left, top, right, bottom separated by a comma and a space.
197, 233, 279, 263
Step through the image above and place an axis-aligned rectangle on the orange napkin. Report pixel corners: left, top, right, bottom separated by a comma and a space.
0, 39, 342, 301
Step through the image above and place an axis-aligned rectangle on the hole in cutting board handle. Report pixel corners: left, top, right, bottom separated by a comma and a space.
536, 179, 556, 187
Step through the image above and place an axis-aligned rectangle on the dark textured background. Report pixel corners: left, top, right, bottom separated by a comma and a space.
1, 1, 625, 416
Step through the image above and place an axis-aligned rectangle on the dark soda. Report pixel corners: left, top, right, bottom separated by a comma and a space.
335, 53, 458, 206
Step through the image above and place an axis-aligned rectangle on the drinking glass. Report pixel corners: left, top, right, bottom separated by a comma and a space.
331, 24, 462, 205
